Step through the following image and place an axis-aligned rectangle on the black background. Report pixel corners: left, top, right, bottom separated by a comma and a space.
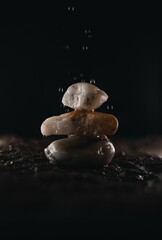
0, 2, 162, 138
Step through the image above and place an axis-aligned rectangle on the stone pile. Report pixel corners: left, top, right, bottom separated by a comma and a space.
41, 82, 118, 167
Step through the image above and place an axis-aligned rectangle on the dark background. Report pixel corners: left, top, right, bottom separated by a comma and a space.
0, 2, 162, 138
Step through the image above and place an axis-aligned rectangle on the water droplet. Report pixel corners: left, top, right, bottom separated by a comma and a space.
98, 147, 104, 155
82, 46, 88, 50
67, 6, 75, 11
85, 29, 91, 34
101, 135, 108, 140
122, 151, 126, 156
60, 103, 65, 108
111, 105, 114, 110
137, 175, 143, 180
90, 79, 96, 84
8, 145, 12, 150
107, 106, 110, 110
63, 45, 70, 50
58, 88, 64, 92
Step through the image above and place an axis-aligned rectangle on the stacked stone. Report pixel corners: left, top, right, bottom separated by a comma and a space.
41, 82, 118, 167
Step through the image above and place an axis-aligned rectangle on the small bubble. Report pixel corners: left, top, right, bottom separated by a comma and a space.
90, 79, 96, 84
58, 88, 64, 92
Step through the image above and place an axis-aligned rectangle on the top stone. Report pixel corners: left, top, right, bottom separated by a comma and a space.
62, 82, 108, 111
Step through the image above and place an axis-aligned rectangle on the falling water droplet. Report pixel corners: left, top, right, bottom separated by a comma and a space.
122, 152, 126, 156
58, 88, 64, 93
65, 108, 70, 112
67, 6, 75, 12
90, 79, 96, 84
97, 147, 104, 155
63, 45, 70, 50
82, 46, 88, 50
85, 29, 91, 34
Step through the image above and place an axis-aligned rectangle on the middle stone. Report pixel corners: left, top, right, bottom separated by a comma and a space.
41, 110, 118, 138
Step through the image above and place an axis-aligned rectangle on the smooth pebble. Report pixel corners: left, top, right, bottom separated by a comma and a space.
44, 136, 115, 167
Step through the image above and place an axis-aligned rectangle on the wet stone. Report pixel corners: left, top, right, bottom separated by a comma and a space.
44, 136, 115, 167
41, 110, 118, 138
62, 82, 108, 111
41, 82, 118, 167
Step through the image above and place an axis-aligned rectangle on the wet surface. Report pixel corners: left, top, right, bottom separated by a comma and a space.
1, 135, 162, 235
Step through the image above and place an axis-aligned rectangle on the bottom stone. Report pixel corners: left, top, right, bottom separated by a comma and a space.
44, 136, 115, 167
